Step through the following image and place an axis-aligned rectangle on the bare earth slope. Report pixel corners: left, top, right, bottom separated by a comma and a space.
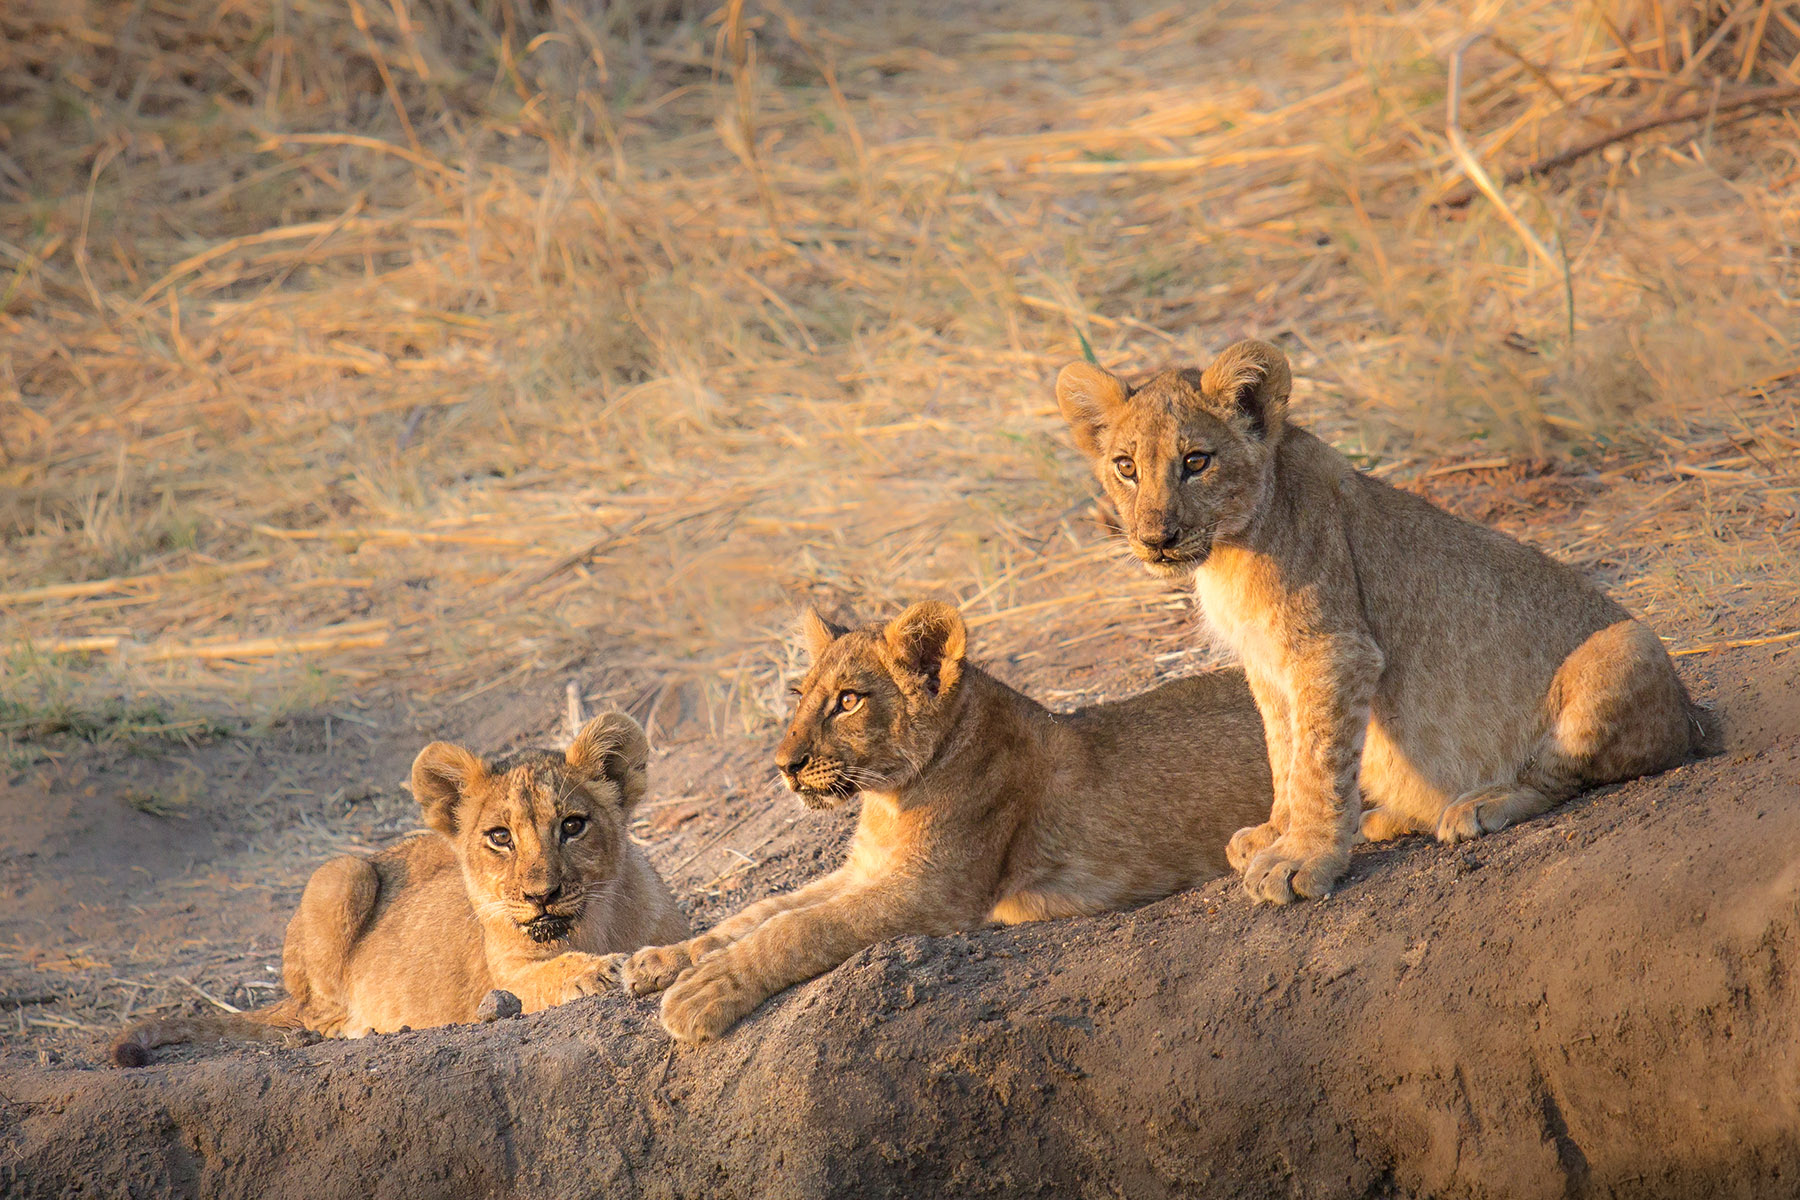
1, 642, 1795, 1199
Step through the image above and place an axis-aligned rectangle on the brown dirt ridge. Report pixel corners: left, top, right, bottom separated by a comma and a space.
1, 638, 1795, 1199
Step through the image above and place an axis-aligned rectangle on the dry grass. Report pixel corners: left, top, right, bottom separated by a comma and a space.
2, 0, 1797, 742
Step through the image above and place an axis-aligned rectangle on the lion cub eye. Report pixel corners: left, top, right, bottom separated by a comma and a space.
1183, 450, 1212, 475
560, 815, 588, 841
1113, 456, 1137, 482
836, 690, 863, 715
484, 827, 513, 851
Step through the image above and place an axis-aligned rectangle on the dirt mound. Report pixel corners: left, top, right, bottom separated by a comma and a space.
2, 643, 1795, 1199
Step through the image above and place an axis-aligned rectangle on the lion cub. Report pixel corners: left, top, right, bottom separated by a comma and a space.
112, 713, 687, 1065
617, 601, 1273, 1042
1057, 341, 1712, 905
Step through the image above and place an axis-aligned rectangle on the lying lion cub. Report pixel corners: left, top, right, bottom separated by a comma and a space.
619, 601, 1272, 1042
1057, 340, 1714, 906
112, 713, 687, 1065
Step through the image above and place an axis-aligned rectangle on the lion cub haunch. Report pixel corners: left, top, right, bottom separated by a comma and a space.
1058, 342, 1712, 905
617, 601, 1273, 1043
111, 714, 687, 1066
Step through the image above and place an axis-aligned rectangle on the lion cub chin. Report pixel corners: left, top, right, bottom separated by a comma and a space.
1057, 341, 1714, 906
617, 601, 1273, 1043
111, 713, 688, 1066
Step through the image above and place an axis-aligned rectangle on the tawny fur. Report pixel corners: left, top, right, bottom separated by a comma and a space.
617, 602, 1273, 1043
111, 713, 687, 1066
1057, 342, 1714, 905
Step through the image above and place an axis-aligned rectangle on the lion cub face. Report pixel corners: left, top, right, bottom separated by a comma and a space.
410, 714, 650, 944
1056, 341, 1292, 579
773, 603, 968, 809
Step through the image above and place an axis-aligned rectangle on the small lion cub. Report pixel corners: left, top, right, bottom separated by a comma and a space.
618, 601, 1273, 1043
112, 713, 688, 1065
1057, 341, 1712, 905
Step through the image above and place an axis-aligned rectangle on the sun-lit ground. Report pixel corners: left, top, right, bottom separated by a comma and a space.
1, 0, 1796, 1046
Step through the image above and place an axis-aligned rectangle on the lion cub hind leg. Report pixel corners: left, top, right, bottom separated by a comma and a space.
1436, 621, 1694, 845
283, 854, 380, 1022
1551, 619, 1697, 783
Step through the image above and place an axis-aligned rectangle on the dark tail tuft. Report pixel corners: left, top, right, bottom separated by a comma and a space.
1688, 699, 1723, 759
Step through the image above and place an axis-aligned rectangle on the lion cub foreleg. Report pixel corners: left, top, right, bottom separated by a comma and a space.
1226, 669, 1296, 871
1240, 635, 1382, 904
493, 951, 621, 1012
657, 882, 950, 1044
620, 871, 849, 997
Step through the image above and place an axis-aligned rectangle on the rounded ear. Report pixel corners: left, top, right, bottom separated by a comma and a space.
1199, 340, 1291, 440
800, 608, 848, 662
567, 711, 651, 812
883, 601, 967, 700
1056, 362, 1130, 461
410, 742, 488, 837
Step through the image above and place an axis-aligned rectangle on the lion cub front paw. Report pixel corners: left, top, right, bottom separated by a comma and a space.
550, 952, 621, 1003
1243, 836, 1348, 904
659, 958, 756, 1045
1226, 821, 1283, 873
620, 942, 696, 997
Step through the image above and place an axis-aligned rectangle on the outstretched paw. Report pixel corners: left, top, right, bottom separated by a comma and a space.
620, 942, 696, 997
1243, 835, 1348, 904
550, 952, 622, 1004
1226, 821, 1283, 873
659, 958, 757, 1045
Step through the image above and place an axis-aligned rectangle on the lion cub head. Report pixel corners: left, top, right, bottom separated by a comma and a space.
773, 602, 968, 809
1057, 339, 1293, 579
410, 713, 650, 944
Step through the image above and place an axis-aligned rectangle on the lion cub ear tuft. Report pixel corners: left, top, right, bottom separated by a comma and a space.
567, 712, 652, 812
1055, 362, 1130, 461
411, 742, 488, 837
1199, 340, 1291, 440
883, 601, 968, 699
800, 607, 849, 661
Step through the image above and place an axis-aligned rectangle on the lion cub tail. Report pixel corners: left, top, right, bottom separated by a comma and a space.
1685, 696, 1724, 760
110, 999, 310, 1068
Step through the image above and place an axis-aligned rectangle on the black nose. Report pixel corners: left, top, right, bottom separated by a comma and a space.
1148, 527, 1182, 550
777, 752, 810, 776
523, 884, 562, 906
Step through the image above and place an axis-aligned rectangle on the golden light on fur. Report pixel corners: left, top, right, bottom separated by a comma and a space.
619, 603, 1273, 1043
1061, 340, 1714, 904
110, 714, 686, 1065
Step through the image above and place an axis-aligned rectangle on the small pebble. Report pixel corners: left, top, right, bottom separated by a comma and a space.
477, 990, 522, 1022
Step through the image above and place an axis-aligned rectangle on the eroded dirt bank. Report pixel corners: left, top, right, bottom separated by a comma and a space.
2, 646, 1796, 1200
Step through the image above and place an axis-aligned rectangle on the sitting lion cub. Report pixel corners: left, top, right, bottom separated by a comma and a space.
1056, 340, 1713, 906
112, 713, 687, 1065
618, 601, 1273, 1043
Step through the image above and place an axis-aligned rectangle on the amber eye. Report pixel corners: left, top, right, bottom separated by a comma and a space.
836, 690, 863, 715
485, 827, 513, 851
1113, 456, 1137, 481
1183, 451, 1212, 475
560, 815, 587, 841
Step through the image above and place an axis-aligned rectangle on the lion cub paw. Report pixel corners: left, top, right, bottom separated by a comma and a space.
1226, 822, 1283, 873
1358, 805, 1421, 843
1243, 836, 1348, 904
659, 958, 755, 1044
1435, 786, 1548, 844
620, 942, 696, 997
550, 952, 622, 1003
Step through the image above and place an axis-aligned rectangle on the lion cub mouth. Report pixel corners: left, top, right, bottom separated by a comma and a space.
522, 913, 576, 943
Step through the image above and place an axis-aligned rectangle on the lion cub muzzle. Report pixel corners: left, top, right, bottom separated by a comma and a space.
776, 749, 856, 809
